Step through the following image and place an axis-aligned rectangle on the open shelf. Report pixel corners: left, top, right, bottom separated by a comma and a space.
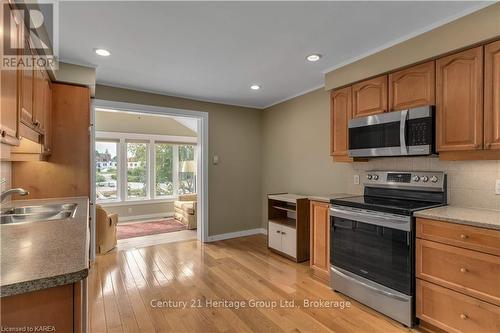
272, 205, 296, 213
269, 218, 296, 229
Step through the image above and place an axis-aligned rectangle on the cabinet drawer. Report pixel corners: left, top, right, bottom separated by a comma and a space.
417, 218, 500, 256
417, 279, 500, 333
416, 239, 500, 306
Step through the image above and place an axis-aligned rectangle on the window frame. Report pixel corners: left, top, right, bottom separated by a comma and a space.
95, 131, 197, 205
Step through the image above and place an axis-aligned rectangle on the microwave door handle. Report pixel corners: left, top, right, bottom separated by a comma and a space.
400, 109, 409, 155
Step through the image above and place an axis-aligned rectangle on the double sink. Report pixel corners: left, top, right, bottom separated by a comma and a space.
0, 203, 77, 225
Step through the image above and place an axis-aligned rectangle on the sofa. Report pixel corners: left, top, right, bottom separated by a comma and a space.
95, 204, 118, 254
174, 194, 197, 229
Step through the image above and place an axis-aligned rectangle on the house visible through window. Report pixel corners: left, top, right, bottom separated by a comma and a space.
95, 133, 196, 203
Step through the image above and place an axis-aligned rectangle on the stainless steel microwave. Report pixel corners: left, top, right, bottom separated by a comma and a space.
348, 106, 435, 158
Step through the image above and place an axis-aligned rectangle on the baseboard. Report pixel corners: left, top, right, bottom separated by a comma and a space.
118, 212, 174, 223
207, 227, 267, 242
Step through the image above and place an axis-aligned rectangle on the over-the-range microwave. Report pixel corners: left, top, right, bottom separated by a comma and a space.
348, 106, 435, 158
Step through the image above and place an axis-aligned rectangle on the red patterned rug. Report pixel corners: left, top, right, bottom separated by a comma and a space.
117, 219, 187, 240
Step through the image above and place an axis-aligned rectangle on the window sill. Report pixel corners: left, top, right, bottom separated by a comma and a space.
98, 198, 177, 207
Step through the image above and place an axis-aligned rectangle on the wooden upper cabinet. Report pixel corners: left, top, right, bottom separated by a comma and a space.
484, 40, 500, 151
330, 87, 352, 157
389, 61, 435, 111
436, 46, 483, 152
20, 37, 34, 127
352, 75, 388, 118
42, 78, 52, 155
0, 2, 21, 145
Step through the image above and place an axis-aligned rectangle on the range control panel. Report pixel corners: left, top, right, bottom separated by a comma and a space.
365, 170, 446, 191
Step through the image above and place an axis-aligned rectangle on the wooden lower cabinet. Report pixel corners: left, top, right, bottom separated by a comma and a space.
417, 279, 500, 333
416, 218, 500, 332
309, 200, 330, 282
1, 281, 85, 333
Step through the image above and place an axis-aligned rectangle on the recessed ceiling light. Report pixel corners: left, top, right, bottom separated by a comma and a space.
94, 48, 111, 57
250, 84, 261, 90
306, 54, 322, 62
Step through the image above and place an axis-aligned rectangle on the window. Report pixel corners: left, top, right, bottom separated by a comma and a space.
155, 143, 173, 197
95, 141, 118, 200
95, 132, 196, 203
127, 142, 148, 199
179, 145, 196, 195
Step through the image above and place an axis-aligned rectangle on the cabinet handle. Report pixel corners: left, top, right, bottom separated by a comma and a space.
460, 267, 468, 273
460, 234, 468, 239
281, 231, 286, 235
485, 142, 491, 149
276, 230, 280, 234
0, 130, 5, 137
460, 314, 468, 320
34, 121, 40, 127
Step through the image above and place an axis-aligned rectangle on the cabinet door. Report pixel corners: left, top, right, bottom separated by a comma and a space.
0, 3, 20, 144
42, 78, 52, 155
484, 40, 500, 150
310, 201, 330, 276
268, 222, 282, 251
330, 87, 351, 156
436, 47, 483, 151
281, 225, 296, 258
33, 69, 45, 133
352, 75, 388, 118
389, 61, 435, 111
20, 37, 34, 127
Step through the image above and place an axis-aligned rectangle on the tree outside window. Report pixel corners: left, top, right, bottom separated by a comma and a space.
155, 144, 174, 197
179, 145, 196, 194
127, 142, 148, 199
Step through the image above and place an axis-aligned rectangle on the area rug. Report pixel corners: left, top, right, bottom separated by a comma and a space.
117, 219, 187, 240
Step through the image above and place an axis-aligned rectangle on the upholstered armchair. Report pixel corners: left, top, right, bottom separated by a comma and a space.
95, 204, 118, 254
174, 194, 197, 229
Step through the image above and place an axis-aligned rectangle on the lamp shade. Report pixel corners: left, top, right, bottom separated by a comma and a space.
181, 160, 196, 173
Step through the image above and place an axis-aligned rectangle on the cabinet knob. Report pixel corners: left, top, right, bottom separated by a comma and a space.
460, 267, 468, 273
460, 314, 468, 320
0, 130, 5, 137
485, 142, 491, 149
276, 230, 280, 234
460, 234, 468, 239
281, 231, 286, 235
34, 121, 40, 127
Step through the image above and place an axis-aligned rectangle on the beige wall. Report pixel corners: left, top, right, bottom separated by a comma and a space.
53, 62, 97, 96
324, 3, 500, 90
261, 89, 500, 228
95, 85, 262, 236
102, 202, 174, 223
95, 111, 196, 136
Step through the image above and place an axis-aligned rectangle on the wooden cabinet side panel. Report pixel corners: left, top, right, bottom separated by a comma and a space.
389, 61, 435, 111
331, 87, 352, 156
0, 284, 74, 331
20, 37, 34, 127
484, 40, 500, 150
352, 75, 387, 118
436, 46, 483, 152
12, 84, 90, 198
310, 201, 330, 280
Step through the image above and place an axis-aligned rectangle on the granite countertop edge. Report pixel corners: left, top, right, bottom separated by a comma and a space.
1, 268, 89, 297
414, 206, 500, 231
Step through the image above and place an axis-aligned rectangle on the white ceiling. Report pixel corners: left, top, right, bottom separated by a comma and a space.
59, 1, 492, 109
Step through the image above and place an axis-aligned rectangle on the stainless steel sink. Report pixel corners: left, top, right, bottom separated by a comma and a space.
0, 203, 77, 225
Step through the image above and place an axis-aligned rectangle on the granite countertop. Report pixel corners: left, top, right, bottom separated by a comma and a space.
308, 193, 357, 203
415, 206, 500, 231
0, 197, 90, 297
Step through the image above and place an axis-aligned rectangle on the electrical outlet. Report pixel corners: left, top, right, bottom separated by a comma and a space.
354, 175, 360, 185
128, 207, 133, 213
496, 180, 500, 195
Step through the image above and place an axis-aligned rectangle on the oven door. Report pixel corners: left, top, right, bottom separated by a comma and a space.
329, 205, 414, 295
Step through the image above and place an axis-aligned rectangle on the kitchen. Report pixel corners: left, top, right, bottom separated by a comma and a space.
1, 1, 500, 333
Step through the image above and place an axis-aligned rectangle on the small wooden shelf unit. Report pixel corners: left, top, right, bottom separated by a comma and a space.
267, 193, 310, 262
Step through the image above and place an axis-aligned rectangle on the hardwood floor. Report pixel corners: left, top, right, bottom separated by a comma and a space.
89, 235, 416, 333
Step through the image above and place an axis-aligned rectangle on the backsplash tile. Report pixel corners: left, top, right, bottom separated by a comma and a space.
347, 157, 500, 210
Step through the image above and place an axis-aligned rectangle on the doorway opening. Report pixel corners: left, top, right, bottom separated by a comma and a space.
90, 100, 208, 258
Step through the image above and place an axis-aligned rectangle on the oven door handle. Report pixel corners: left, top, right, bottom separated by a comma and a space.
329, 207, 411, 231
332, 267, 409, 302
400, 109, 408, 155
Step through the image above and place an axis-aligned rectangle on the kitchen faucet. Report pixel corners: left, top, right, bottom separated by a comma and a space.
1, 181, 29, 203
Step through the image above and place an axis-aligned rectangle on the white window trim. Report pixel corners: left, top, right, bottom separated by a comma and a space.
96, 131, 197, 204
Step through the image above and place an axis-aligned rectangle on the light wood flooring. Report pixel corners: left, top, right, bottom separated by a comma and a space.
89, 235, 418, 333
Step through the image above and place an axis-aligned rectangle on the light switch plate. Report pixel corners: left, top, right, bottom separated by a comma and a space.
354, 175, 360, 185
496, 180, 500, 195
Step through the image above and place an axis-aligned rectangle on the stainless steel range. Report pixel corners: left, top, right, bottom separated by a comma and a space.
329, 170, 447, 327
